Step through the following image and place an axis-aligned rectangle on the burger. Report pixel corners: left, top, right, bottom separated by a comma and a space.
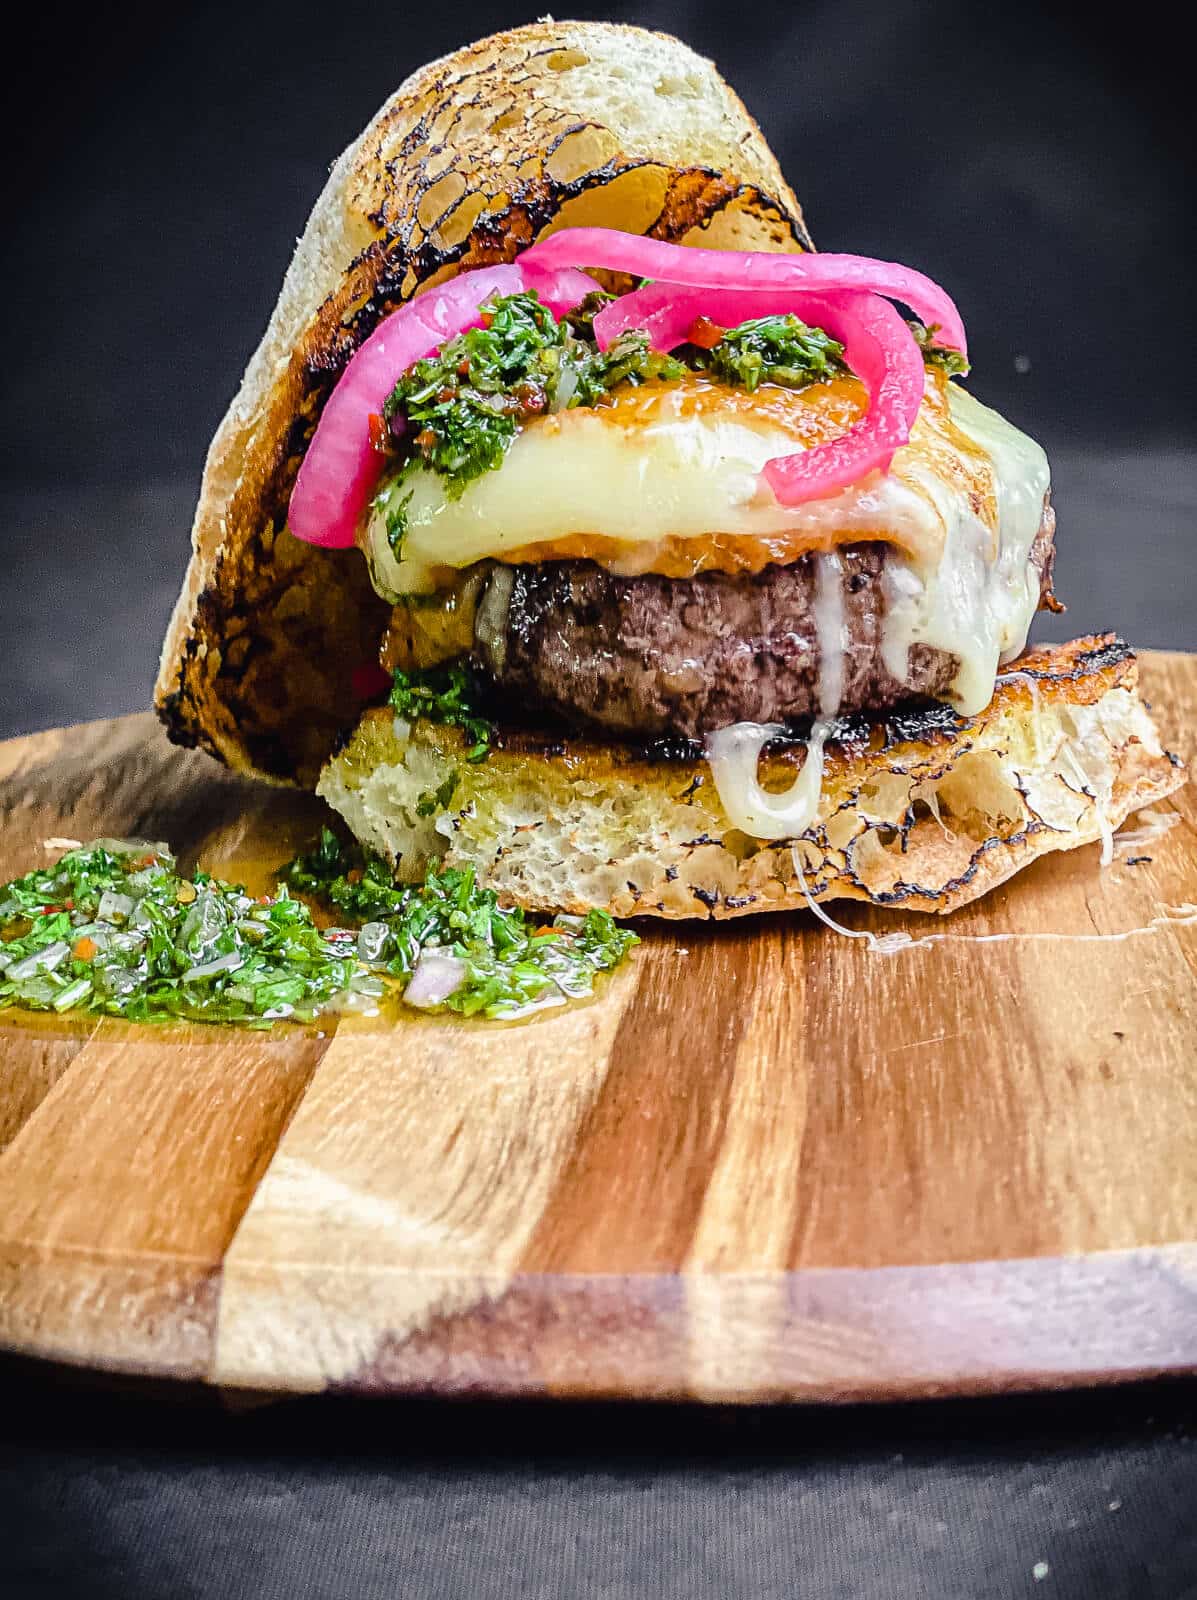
156, 20, 1184, 922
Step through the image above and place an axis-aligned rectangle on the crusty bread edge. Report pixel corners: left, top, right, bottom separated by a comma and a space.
153, 20, 810, 785
153, 64, 428, 779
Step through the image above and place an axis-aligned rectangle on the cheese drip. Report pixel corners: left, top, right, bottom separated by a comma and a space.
705, 551, 847, 840
880, 386, 1050, 716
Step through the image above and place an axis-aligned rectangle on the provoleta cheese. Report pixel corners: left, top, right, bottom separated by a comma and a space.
886, 384, 1051, 716
701, 385, 1050, 838
369, 370, 976, 590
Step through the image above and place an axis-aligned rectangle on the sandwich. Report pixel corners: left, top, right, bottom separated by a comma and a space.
156, 20, 1185, 922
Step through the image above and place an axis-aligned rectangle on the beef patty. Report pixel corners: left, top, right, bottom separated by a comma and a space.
470, 513, 1057, 741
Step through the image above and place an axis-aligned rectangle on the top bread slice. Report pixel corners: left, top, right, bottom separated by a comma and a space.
155, 20, 812, 788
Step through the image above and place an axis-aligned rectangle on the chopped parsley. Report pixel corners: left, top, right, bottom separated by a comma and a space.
695, 313, 847, 392
591, 329, 683, 393
416, 771, 460, 817
284, 832, 408, 922
909, 319, 970, 377
381, 486, 414, 559
283, 829, 639, 1019
0, 841, 378, 1027
389, 662, 492, 762
372, 290, 972, 519
0, 835, 638, 1027
378, 291, 683, 507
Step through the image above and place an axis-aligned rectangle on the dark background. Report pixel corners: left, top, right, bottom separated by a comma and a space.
2, 1362, 1195, 1599
1, 2, 1195, 1595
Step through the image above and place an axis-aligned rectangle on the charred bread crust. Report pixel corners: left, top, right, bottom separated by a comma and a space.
317, 636, 1189, 920
154, 21, 811, 788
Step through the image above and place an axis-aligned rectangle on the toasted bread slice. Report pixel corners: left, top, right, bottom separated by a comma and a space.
316, 636, 1187, 920
155, 21, 811, 788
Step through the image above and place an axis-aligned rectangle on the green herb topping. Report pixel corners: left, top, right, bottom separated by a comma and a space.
381, 486, 414, 559
0, 840, 379, 1027
379, 291, 683, 506
373, 291, 971, 515
694, 313, 847, 392
908, 319, 971, 377
0, 834, 638, 1027
416, 771, 460, 818
283, 830, 639, 1019
389, 662, 493, 762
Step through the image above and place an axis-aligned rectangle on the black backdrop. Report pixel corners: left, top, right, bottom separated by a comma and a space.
1, 5, 1196, 1597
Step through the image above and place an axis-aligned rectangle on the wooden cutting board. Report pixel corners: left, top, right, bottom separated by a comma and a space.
0, 653, 1194, 1403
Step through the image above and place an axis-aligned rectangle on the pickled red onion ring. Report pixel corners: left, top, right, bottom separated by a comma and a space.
593, 283, 926, 502
759, 291, 925, 503
519, 264, 605, 318
289, 263, 596, 549
521, 226, 967, 355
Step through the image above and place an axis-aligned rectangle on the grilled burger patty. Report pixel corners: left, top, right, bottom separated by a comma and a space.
472, 518, 1057, 741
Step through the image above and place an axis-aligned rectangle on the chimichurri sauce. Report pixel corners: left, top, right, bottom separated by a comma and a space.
0, 833, 636, 1029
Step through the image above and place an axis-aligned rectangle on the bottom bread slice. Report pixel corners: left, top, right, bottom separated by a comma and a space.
317, 635, 1187, 920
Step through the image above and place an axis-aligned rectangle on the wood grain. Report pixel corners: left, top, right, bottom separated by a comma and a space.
0, 1026, 326, 1376
0, 657, 1194, 1401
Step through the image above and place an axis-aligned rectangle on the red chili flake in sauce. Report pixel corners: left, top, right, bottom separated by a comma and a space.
687, 316, 725, 350
368, 413, 391, 454
512, 379, 547, 414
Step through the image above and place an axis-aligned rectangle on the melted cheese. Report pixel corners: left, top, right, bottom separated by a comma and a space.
705, 549, 849, 840
699, 388, 1048, 844
879, 387, 1050, 717
366, 372, 994, 596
